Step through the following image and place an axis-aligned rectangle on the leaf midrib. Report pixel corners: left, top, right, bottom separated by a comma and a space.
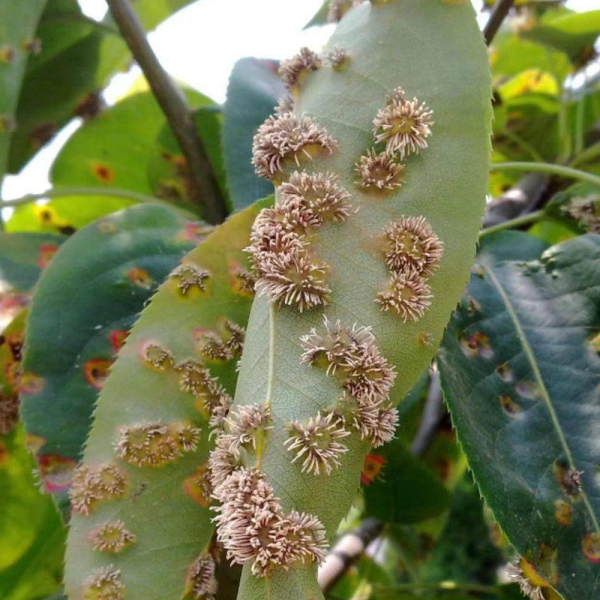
482, 261, 600, 535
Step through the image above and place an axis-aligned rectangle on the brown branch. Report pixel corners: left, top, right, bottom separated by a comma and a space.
106, 0, 228, 225
484, 0, 515, 45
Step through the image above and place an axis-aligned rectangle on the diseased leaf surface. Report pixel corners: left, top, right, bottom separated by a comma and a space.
20, 205, 201, 511
439, 232, 600, 600
65, 200, 269, 600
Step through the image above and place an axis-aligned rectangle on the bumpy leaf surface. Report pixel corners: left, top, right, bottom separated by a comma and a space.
64, 201, 266, 600
232, 1, 491, 598
439, 232, 600, 600
20, 205, 203, 511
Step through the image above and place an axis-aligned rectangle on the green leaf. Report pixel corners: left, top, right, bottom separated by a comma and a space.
0, 0, 47, 183
304, 2, 330, 29
0, 315, 66, 600
523, 10, 600, 62
222, 58, 284, 209
20, 204, 202, 512
0, 430, 66, 600
0, 233, 65, 293
9, 0, 200, 171
50, 90, 214, 204
490, 33, 571, 84
439, 232, 600, 599
231, 1, 491, 598
362, 440, 451, 525
5, 197, 135, 234
64, 200, 268, 600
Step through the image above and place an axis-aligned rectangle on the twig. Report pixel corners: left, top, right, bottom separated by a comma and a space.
492, 161, 600, 188
411, 369, 443, 457
482, 172, 548, 228
480, 209, 544, 239
318, 519, 384, 593
483, 0, 515, 45
105, 0, 228, 225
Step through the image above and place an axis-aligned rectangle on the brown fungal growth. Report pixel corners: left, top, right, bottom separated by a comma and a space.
185, 554, 218, 600
562, 194, 600, 233
140, 341, 174, 370
284, 412, 350, 475
91, 163, 115, 184
22, 37, 42, 55
229, 264, 256, 297
506, 559, 548, 600
554, 499, 572, 526
69, 463, 128, 515
554, 462, 583, 496
224, 403, 273, 456
172, 421, 202, 453
176, 359, 215, 397
220, 319, 246, 356
195, 330, 233, 361
212, 467, 328, 576
459, 332, 493, 360
327, 48, 351, 71
380, 216, 443, 276
328, 0, 366, 22
251, 110, 338, 181
0, 393, 19, 435
583, 532, 600, 563
499, 394, 521, 416
373, 87, 433, 159
279, 47, 321, 93
82, 566, 125, 600
115, 421, 198, 468
208, 435, 241, 489
89, 520, 135, 553
355, 149, 405, 192
170, 263, 210, 295
183, 464, 213, 507
279, 171, 353, 225
0, 45, 15, 64
300, 318, 398, 449
254, 246, 331, 312
376, 269, 433, 321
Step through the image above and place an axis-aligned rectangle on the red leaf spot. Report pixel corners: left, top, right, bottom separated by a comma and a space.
37, 244, 59, 269
91, 162, 115, 184
37, 454, 76, 493
361, 453, 385, 485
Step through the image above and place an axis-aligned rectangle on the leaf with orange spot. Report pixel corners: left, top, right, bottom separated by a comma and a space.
21, 204, 205, 512
440, 232, 600, 599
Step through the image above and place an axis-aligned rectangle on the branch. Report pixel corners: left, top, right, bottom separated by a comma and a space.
318, 519, 384, 593
105, 0, 228, 225
483, 0, 515, 45
482, 172, 548, 228
491, 161, 600, 188
411, 369, 443, 457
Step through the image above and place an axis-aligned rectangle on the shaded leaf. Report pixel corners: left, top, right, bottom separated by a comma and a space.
10, 0, 200, 171
0, 232, 65, 293
439, 233, 600, 600
0, 0, 47, 182
362, 440, 451, 525
20, 204, 204, 511
222, 58, 284, 209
